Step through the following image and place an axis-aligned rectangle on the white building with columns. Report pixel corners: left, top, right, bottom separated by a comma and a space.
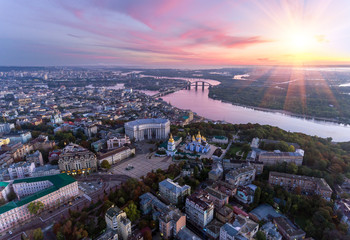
125, 118, 170, 141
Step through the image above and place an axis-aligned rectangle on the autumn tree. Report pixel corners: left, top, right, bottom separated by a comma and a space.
101, 160, 111, 169
33, 228, 44, 240
27, 201, 44, 215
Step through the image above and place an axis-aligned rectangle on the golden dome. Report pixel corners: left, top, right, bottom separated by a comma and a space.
192, 135, 195, 141
196, 131, 201, 139
202, 136, 206, 141
169, 134, 175, 143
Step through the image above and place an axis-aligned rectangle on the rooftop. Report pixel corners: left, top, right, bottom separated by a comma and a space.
273, 216, 305, 237
269, 171, 332, 191
205, 186, 228, 200
106, 206, 123, 218
249, 204, 283, 221
0, 174, 76, 214
159, 178, 190, 195
125, 118, 169, 127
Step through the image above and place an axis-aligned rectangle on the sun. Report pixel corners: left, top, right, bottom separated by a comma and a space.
288, 30, 314, 53
290, 33, 313, 51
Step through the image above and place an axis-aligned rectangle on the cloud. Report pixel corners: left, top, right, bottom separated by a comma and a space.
181, 27, 270, 48
315, 35, 329, 43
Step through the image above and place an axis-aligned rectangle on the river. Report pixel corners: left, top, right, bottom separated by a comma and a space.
160, 78, 350, 142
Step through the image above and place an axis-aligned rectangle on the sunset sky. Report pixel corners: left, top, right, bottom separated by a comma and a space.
1, 0, 350, 67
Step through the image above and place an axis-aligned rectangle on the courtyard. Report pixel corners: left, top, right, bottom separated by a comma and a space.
110, 153, 173, 179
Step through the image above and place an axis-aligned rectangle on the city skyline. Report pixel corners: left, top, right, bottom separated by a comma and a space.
1, 0, 350, 67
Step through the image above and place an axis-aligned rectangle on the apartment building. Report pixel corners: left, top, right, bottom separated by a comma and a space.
159, 178, 191, 204
105, 206, 131, 240
268, 171, 333, 201
225, 166, 256, 187
185, 192, 214, 228
258, 149, 304, 166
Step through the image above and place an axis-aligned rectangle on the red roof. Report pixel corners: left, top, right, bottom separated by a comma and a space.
233, 206, 249, 217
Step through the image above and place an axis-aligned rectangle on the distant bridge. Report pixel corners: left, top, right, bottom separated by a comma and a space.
186, 81, 212, 90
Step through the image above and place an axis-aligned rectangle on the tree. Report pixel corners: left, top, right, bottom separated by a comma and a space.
143, 228, 152, 240
288, 145, 295, 152
56, 231, 65, 240
33, 228, 44, 240
27, 201, 44, 215
287, 163, 298, 174
101, 160, 111, 169
124, 201, 140, 222
254, 187, 261, 205
256, 231, 266, 240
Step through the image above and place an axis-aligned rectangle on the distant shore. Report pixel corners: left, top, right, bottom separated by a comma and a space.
212, 97, 349, 126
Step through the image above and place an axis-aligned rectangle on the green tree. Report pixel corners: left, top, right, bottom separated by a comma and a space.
118, 197, 125, 206
124, 201, 140, 222
56, 231, 65, 240
27, 201, 44, 215
288, 145, 295, 152
101, 160, 111, 169
287, 163, 298, 174
33, 228, 44, 240
254, 187, 261, 205
256, 231, 266, 240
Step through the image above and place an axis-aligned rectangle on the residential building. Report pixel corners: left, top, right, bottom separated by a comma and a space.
225, 166, 256, 187
220, 215, 259, 240
220, 223, 240, 240
258, 149, 304, 166
0, 138, 10, 147
211, 180, 237, 197
260, 222, 282, 240
334, 199, 350, 233
124, 118, 170, 141
51, 113, 63, 124
273, 217, 305, 240
0, 123, 14, 134
159, 178, 191, 204
204, 187, 229, 208
31, 164, 60, 177
235, 184, 257, 204
209, 163, 223, 181
215, 205, 234, 224
8, 162, 36, 179
26, 150, 44, 166
177, 227, 201, 240
97, 147, 135, 165
105, 206, 131, 240
92, 139, 106, 152
58, 143, 97, 174
139, 192, 168, 217
0, 174, 78, 233
205, 219, 224, 240
268, 171, 333, 201
4, 131, 32, 144
0, 182, 11, 201
84, 124, 98, 138
185, 192, 214, 228
29, 135, 55, 151
159, 208, 186, 239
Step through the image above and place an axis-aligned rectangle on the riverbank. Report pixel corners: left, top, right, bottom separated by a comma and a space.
213, 98, 350, 126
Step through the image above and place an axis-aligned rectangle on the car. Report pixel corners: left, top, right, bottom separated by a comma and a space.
49, 210, 53, 213
9, 231, 12, 235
